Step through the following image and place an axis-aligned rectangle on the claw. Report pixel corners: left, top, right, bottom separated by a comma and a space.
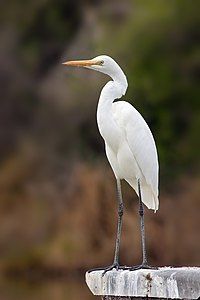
129, 263, 158, 271
87, 264, 158, 275
87, 263, 130, 275
87, 267, 107, 273
102, 262, 120, 276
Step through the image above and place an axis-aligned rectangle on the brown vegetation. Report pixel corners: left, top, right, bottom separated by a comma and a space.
0, 157, 199, 277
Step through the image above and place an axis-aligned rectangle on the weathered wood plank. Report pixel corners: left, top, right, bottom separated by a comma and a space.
101, 297, 167, 300
86, 267, 200, 299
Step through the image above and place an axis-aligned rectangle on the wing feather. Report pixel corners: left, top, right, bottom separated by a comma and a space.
112, 101, 159, 198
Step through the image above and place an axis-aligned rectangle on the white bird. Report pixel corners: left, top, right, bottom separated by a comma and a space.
63, 55, 159, 272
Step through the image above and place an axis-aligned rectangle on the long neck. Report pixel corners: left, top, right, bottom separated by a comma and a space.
97, 72, 128, 149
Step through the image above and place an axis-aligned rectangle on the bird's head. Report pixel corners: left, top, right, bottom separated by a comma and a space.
63, 55, 128, 92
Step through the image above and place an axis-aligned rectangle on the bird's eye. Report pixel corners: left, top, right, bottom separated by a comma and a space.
99, 60, 104, 65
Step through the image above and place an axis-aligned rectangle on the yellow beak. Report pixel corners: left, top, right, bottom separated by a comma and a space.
62, 59, 101, 67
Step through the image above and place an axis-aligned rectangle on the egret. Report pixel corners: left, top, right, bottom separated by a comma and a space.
63, 55, 159, 272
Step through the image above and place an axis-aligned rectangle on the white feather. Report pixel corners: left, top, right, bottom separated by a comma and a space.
112, 101, 159, 210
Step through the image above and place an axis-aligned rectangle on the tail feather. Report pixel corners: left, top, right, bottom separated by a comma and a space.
141, 183, 159, 212
127, 178, 159, 212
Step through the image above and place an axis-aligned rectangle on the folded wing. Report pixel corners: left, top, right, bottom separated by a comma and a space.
112, 101, 159, 210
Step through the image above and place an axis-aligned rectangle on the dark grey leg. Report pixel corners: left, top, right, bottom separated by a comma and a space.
100, 179, 124, 274
129, 179, 157, 271
113, 179, 124, 265
88, 179, 127, 274
138, 179, 148, 266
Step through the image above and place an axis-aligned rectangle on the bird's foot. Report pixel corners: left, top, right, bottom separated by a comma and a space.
87, 263, 129, 275
102, 262, 128, 276
87, 266, 108, 273
128, 263, 158, 271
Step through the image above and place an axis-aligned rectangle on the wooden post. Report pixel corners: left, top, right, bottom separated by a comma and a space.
85, 267, 200, 299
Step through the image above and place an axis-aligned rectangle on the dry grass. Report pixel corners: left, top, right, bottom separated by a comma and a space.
0, 156, 199, 276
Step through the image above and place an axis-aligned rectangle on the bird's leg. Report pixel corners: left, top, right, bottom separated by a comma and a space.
100, 179, 124, 275
129, 179, 157, 271
113, 179, 124, 265
88, 179, 126, 275
138, 179, 148, 266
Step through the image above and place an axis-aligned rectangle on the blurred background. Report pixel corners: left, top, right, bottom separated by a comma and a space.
0, 0, 199, 299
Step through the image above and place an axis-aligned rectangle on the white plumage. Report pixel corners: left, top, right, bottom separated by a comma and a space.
64, 55, 159, 211
95, 56, 159, 211
63, 54, 159, 270
111, 101, 159, 210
